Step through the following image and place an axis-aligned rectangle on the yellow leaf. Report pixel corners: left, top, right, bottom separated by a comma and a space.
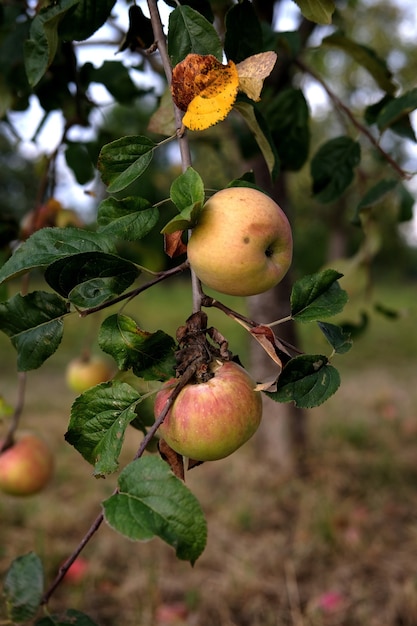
182, 60, 239, 131
236, 51, 277, 101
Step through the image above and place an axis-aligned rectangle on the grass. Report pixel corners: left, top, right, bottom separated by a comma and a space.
1, 278, 417, 625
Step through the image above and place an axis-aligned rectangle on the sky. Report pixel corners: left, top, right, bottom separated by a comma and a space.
6, 0, 417, 242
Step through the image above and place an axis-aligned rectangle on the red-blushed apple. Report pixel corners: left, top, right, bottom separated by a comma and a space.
0, 433, 54, 496
154, 361, 262, 461
187, 187, 293, 296
66, 355, 113, 394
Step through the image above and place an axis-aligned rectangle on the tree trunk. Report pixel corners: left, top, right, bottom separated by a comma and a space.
248, 167, 308, 475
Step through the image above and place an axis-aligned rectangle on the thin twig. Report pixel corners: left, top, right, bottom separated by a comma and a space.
296, 58, 413, 180
79, 261, 190, 317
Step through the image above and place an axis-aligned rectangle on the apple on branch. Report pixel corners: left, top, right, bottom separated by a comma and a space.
187, 187, 293, 297
154, 361, 262, 462
66, 355, 114, 394
0, 433, 54, 496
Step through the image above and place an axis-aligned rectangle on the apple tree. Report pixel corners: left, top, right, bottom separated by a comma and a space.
0, 0, 415, 623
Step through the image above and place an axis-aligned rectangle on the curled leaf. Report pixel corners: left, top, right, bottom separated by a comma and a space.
171, 53, 239, 131
236, 51, 277, 101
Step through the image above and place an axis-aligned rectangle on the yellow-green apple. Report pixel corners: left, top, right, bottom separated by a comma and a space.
187, 187, 293, 296
154, 361, 262, 461
0, 433, 54, 496
66, 355, 113, 393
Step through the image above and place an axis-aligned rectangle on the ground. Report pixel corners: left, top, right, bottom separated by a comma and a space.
1, 279, 417, 626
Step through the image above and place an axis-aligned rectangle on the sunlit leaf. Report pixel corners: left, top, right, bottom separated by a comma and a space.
103, 456, 207, 564
236, 52, 277, 102
292, 0, 335, 24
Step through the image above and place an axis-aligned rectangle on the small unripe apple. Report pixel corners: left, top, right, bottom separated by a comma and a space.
66, 355, 113, 394
187, 187, 293, 296
154, 361, 262, 461
0, 433, 54, 496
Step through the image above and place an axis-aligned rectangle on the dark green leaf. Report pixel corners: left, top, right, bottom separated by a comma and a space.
0, 292, 68, 370
317, 321, 352, 354
98, 136, 156, 194
291, 269, 348, 322
23, 0, 79, 87
65, 143, 95, 184
374, 302, 400, 320
357, 178, 398, 211
292, 0, 335, 24
4, 553, 43, 622
103, 456, 207, 564
58, 0, 116, 41
97, 197, 158, 240
397, 183, 414, 222
224, 0, 263, 62
233, 99, 279, 179
99, 314, 176, 381
322, 33, 397, 95
263, 88, 310, 171
163, 0, 214, 23
65, 381, 141, 476
340, 311, 369, 340
36, 609, 99, 626
311, 136, 361, 203
267, 354, 340, 408
0, 227, 114, 285
44, 252, 139, 308
376, 88, 417, 137
168, 5, 222, 66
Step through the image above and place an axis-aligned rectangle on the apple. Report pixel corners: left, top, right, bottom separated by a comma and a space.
154, 361, 262, 461
0, 433, 54, 496
187, 187, 293, 297
64, 557, 89, 584
66, 355, 113, 393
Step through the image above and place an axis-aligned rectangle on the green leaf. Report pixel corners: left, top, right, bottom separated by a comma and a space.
291, 269, 348, 322
357, 178, 398, 211
292, 0, 335, 24
168, 5, 222, 66
4, 552, 44, 623
0, 227, 114, 285
322, 33, 397, 95
65, 143, 95, 184
44, 252, 139, 308
376, 88, 417, 136
103, 456, 207, 564
65, 381, 141, 476
58, 0, 116, 41
233, 99, 279, 179
0, 292, 68, 371
170, 167, 205, 213
224, 0, 263, 62
35, 609, 99, 626
99, 314, 176, 381
97, 197, 158, 240
267, 354, 340, 408
263, 87, 310, 171
98, 136, 156, 194
397, 183, 414, 222
374, 302, 400, 320
23, 0, 79, 87
162, 167, 205, 234
317, 322, 353, 354
311, 136, 361, 203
